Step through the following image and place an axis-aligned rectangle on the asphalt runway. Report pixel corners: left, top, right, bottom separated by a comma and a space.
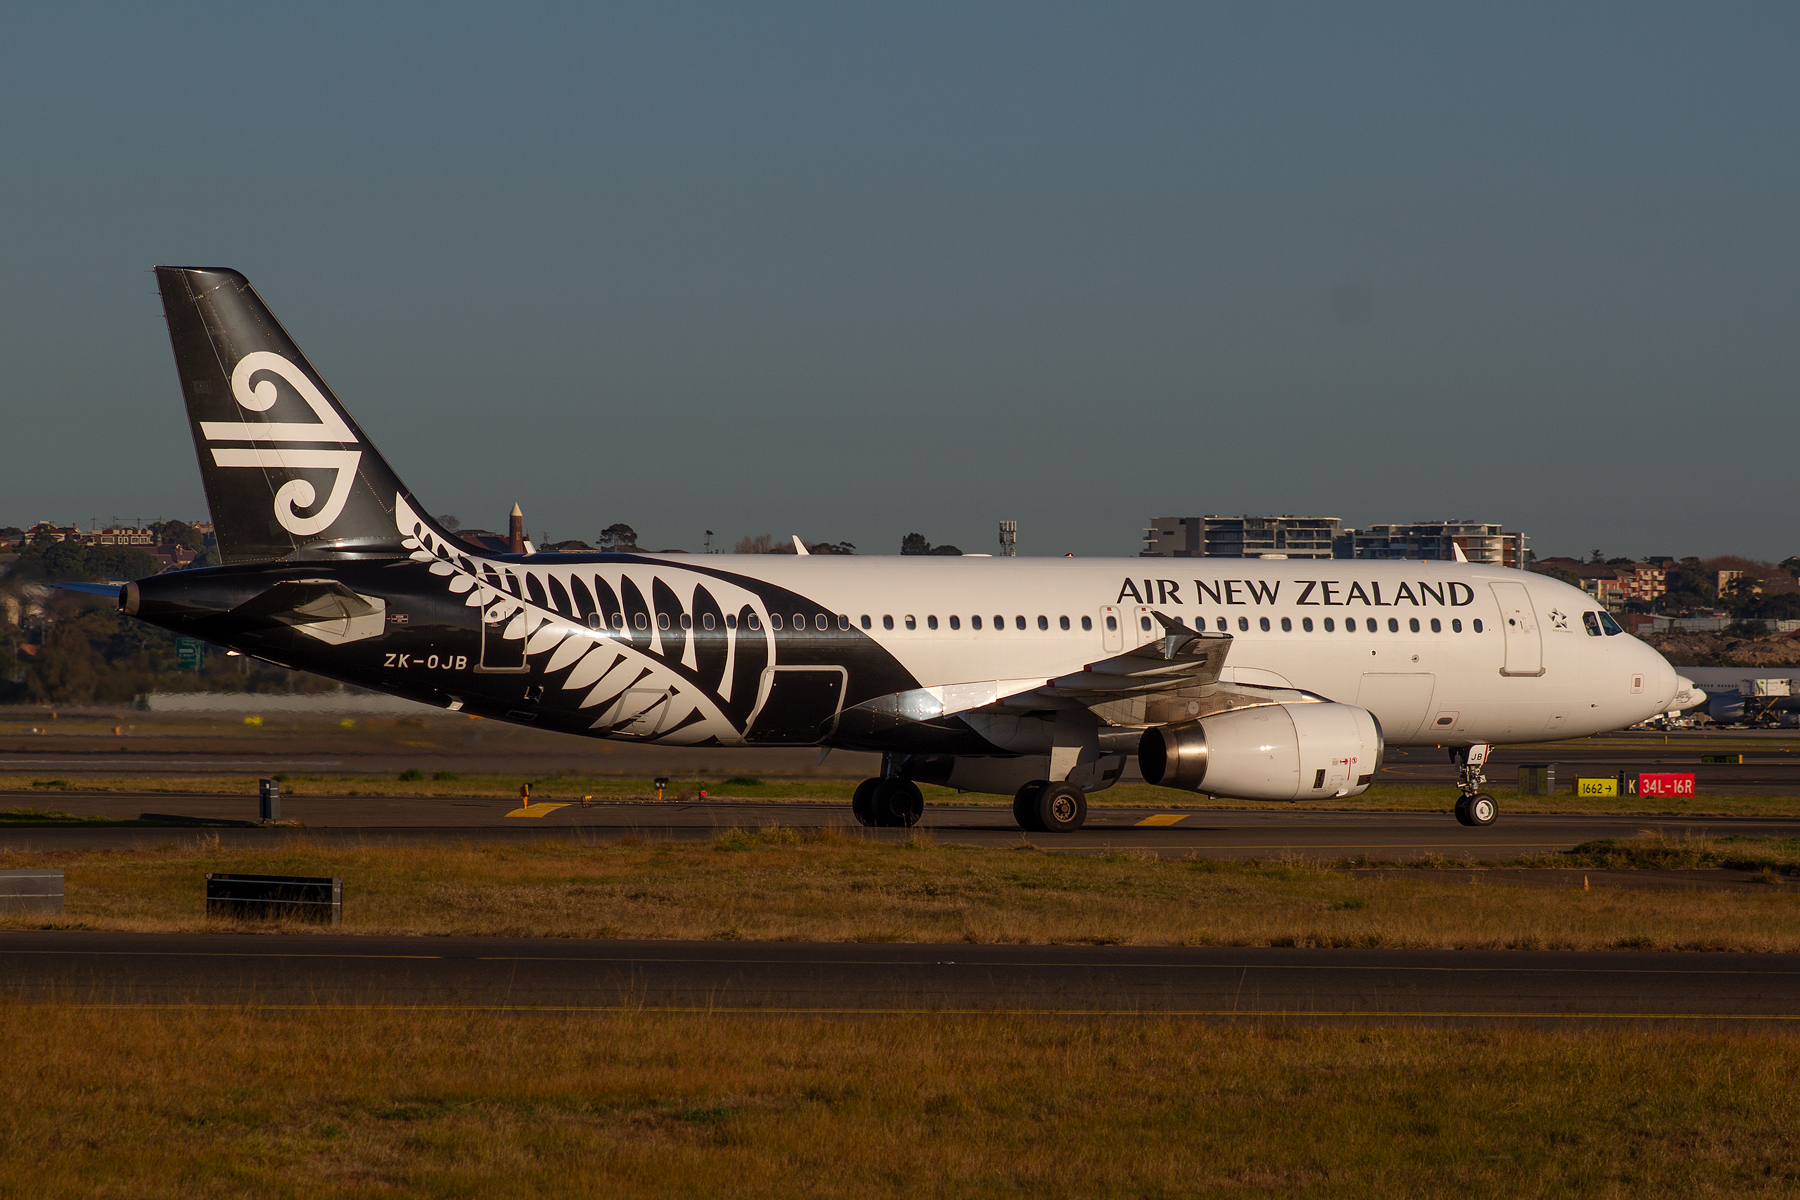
7, 794, 1800, 863
4, 932, 1795, 1023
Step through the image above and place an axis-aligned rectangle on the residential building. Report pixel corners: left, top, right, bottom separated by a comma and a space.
1352, 521, 1528, 568
1140, 515, 1343, 559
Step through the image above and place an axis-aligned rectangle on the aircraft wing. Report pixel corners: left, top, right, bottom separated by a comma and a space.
1035, 613, 1232, 700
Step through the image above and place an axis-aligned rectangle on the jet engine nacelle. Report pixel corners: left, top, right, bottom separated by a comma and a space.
1138, 702, 1384, 801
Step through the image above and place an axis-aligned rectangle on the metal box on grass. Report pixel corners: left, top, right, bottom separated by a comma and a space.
1518, 764, 1555, 796
205, 873, 341, 923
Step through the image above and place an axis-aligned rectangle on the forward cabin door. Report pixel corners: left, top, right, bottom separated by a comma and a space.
1491, 581, 1545, 677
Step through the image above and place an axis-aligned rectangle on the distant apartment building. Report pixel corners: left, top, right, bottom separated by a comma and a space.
1352, 521, 1527, 568
84, 527, 154, 546
1534, 559, 1671, 611
1140, 516, 1343, 559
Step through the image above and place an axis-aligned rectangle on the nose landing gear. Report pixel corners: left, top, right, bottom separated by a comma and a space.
1450, 743, 1498, 826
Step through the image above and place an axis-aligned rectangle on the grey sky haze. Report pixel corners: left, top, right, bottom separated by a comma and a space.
2, 4, 1795, 560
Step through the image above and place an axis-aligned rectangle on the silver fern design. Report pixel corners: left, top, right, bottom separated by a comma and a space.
395, 496, 838, 745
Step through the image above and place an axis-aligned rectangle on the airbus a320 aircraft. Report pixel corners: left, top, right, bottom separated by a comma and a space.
110, 266, 1685, 832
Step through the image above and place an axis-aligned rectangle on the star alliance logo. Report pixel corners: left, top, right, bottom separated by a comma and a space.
1547, 608, 1570, 631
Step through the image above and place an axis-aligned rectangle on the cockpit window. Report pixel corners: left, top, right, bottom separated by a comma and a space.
1599, 612, 1625, 636
1583, 612, 1603, 637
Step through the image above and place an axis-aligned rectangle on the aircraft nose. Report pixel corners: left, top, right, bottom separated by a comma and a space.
1640, 640, 1680, 710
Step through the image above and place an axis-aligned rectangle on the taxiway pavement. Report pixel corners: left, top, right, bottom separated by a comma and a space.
4, 932, 1795, 1023
5, 794, 1800, 863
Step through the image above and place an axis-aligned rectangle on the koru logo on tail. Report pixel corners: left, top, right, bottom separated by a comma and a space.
200, 352, 362, 536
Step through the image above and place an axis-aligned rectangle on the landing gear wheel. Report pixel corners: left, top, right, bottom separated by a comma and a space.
1454, 797, 1473, 826
874, 779, 924, 828
1465, 792, 1497, 826
1013, 782, 1046, 832
851, 778, 880, 827
1035, 782, 1088, 833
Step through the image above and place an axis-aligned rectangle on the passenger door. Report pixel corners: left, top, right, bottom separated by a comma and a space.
1491, 581, 1545, 677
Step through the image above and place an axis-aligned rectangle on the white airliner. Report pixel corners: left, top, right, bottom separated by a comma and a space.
115, 267, 1684, 834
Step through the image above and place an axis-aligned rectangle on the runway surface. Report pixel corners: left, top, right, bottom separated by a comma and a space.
4, 932, 1795, 1023
8, 795, 1800, 860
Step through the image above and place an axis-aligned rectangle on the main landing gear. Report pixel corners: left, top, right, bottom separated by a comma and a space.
851, 758, 924, 829
1451, 743, 1498, 827
1012, 780, 1088, 833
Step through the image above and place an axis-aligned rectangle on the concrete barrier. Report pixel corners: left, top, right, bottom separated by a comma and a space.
0, 869, 64, 916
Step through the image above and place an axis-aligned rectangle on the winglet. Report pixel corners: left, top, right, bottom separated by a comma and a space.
1452, 542, 1469, 563
1151, 610, 1201, 660
792, 536, 810, 556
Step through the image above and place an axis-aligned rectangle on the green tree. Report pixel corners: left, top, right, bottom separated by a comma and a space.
901, 533, 931, 555
28, 623, 102, 704
597, 523, 639, 550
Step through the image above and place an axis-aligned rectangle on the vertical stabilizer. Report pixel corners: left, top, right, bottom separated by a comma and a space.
155, 266, 424, 563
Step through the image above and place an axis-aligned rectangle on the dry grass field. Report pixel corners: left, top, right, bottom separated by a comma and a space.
1, 1007, 1795, 1198
3, 830, 1797, 950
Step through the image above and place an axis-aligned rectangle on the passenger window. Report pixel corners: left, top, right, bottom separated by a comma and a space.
1140, 616, 1152, 632
1599, 612, 1624, 636
995, 615, 1005, 630
1281, 617, 1291, 632
1238, 616, 1249, 632
635, 612, 649, 630
1018, 616, 1028, 631
814, 614, 827, 631
771, 614, 784, 630
1105, 616, 1117, 632
904, 615, 916, 631
680, 614, 692, 630
1259, 617, 1270, 632
1409, 618, 1419, 633
883, 615, 894, 630
1387, 618, 1399, 633
1451, 619, 1461, 633
1583, 612, 1603, 636
1324, 617, 1335, 632
949, 615, 960, 630
1216, 617, 1227, 631
1302, 617, 1313, 632
703, 613, 715, 630
1430, 618, 1440, 633
1344, 618, 1354, 632
747, 613, 760, 631
860, 615, 871, 630
726, 613, 738, 630
972, 615, 983, 630
1472, 619, 1484, 633
927, 615, 938, 630
1081, 616, 1092, 631
612, 613, 625, 630
838, 614, 849, 631
1038, 615, 1049, 631
1060, 616, 1071, 630
587, 612, 601, 630
795, 613, 807, 630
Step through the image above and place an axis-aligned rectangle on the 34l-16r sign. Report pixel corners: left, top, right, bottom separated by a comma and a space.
1636, 773, 1696, 798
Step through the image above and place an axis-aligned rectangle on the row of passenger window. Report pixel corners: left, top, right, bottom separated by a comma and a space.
580, 609, 1486, 635
1178, 614, 1483, 634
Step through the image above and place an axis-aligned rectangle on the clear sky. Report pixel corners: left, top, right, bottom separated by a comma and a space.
2, 4, 1794, 560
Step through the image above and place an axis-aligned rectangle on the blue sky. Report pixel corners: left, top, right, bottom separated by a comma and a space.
2, 4, 1794, 559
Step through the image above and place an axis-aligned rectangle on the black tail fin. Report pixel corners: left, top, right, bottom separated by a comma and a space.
155, 266, 429, 563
